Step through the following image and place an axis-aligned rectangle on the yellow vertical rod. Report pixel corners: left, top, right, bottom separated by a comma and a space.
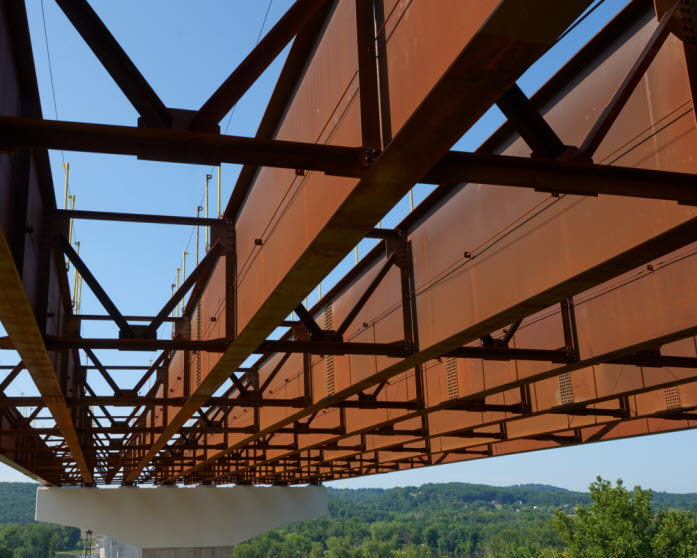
217, 166, 222, 218
63, 162, 70, 271
76, 274, 83, 315
175, 267, 181, 318
72, 241, 80, 311
195, 206, 202, 265
354, 246, 359, 264
170, 283, 176, 335
182, 250, 188, 313
62, 162, 70, 209
205, 174, 211, 250
68, 195, 76, 245
63, 163, 73, 271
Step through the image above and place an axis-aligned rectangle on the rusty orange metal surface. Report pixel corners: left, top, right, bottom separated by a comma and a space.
1, 0, 697, 486
153, 1, 697, 486
138, 0, 697, 486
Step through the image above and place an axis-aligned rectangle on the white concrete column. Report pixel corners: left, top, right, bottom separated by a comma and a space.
142, 548, 232, 557
101, 537, 233, 558
36, 485, 327, 550
101, 536, 140, 558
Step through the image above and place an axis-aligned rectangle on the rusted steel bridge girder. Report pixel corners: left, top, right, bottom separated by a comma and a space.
2, 0, 697, 486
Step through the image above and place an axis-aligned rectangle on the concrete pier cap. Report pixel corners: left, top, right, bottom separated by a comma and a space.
35, 484, 328, 552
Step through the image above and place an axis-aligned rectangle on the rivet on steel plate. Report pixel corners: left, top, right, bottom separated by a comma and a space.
361, 148, 381, 168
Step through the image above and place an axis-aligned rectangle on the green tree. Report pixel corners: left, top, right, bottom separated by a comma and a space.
553, 477, 697, 558
652, 509, 697, 558
553, 478, 653, 557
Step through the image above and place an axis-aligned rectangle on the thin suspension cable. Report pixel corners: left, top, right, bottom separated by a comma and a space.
221, 0, 274, 138
39, 0, 65, 165
182, 1, 276, 273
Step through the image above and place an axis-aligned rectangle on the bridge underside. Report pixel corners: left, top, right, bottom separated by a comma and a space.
0, 0, 696, 487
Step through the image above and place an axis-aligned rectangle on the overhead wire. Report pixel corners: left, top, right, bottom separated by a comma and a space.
39, 0, 65, 166
221, 0, 274, 138
182, 0, 275, 261
40, 0, 87, 318
174, 0, 276, 328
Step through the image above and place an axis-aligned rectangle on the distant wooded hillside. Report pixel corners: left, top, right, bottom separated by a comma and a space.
0, 480, 694, 525
0, 483, 37, 524
234, 481, 697, 557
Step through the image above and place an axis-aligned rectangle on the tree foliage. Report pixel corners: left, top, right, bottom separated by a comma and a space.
0, 484, 35, 524
553, 477, 697, 558
0, 523, 80, 558
233, 480, 697, 558
0, 483, 81, 558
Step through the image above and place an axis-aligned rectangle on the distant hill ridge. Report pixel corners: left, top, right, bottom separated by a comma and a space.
510, 483, 577, 493
0, 481, 695, 525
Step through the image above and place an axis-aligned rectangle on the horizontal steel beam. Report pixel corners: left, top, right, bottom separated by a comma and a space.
0, 425, 258, 436
448, 401, 524, 414
551, 405, 628, 418
5, 117, 696, 205
0, 396, 420, 410
0, 116, 368, 174
258, 339, 410, 357
76, 315, 180, 324
44, 336, 410, 357
445, 346, 572, 363
44, 337, 229, 352
423, 151, 697, 204
365, 228, 401, 240
611, 354, 697, 368
54, 209, 222, 227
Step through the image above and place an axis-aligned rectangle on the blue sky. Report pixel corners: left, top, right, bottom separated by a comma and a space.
0, 0, 695, 493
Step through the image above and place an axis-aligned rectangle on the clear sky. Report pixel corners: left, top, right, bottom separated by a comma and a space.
1, 0, 695, 493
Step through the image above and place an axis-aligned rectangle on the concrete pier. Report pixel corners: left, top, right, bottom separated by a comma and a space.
36, 485, 327, 553
100, 537, 232, 557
